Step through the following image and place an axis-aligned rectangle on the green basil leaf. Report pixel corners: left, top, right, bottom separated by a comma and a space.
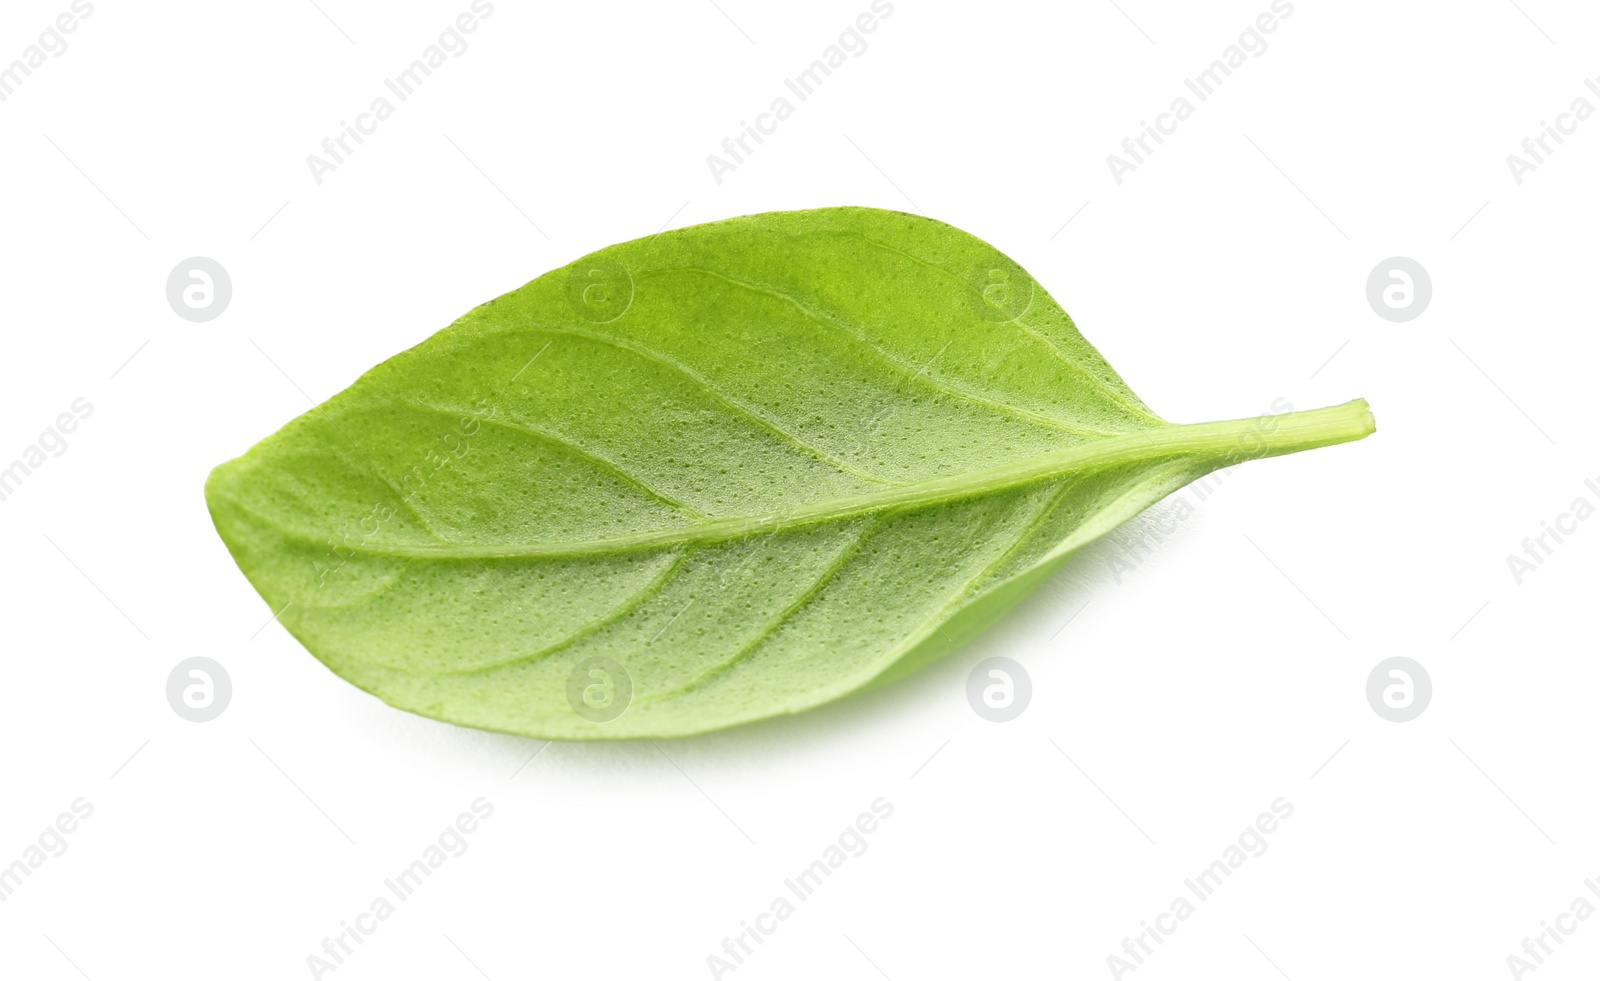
206, 207, 1374, 739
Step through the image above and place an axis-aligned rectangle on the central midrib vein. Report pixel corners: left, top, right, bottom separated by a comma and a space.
230, 400, 1372, 561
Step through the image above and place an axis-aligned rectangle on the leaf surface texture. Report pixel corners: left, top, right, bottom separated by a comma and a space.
207, 207, 1374, 738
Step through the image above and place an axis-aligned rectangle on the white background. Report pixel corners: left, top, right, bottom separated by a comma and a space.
2, 1, 1597, 978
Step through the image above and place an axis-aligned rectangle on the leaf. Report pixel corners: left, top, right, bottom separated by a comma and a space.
206, 206, 1375, 739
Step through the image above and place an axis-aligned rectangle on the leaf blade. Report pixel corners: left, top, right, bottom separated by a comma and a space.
206, 207, 1374, 738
